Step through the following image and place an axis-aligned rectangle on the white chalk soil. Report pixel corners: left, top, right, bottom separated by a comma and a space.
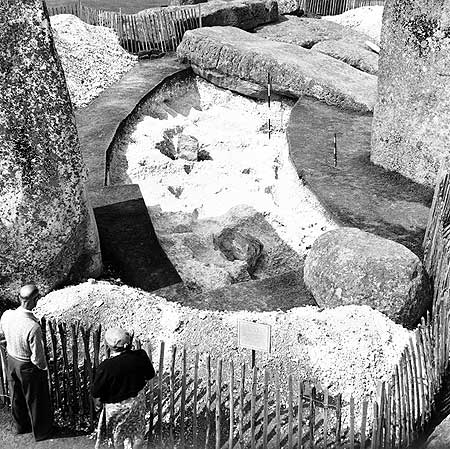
323, 6, 384, 43
36, 280, 412, 430
112, 77, 337, 292
51, 14, 137, 108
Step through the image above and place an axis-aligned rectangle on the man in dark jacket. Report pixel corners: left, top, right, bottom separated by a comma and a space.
93, 327, 155, 449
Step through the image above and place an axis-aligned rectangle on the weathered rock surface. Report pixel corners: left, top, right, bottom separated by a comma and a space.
422, 414, 450, 449
0, 0, 101, 305
276, 0, 300, 15
145, 0, 278, 30
156, 127, 200, 161
213, 228, 264, 274
169, 0, 206, 5
304, 228, 431, 328
177, 26, 377, 111
371, 1, 450, 187
312, 39, 378, 74
255, 16, 371, 48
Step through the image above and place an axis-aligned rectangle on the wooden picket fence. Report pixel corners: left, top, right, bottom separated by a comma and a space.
47, 2, 201, 54
0, 318, 381, 448
301, 0, 385, 16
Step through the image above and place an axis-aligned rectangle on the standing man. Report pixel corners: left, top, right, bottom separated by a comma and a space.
0, 283, 53, 441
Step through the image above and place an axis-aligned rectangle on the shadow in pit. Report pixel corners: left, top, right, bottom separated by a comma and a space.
92, 184, 181, 291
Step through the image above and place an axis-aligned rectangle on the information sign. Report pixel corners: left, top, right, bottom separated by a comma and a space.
237, 320, 271, 353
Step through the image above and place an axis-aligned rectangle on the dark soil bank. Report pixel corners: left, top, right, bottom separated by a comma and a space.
287, 96, 434, 258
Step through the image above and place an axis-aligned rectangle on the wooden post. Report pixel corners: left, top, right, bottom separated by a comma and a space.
349, 396, 355, 449
251, 365, 257, 449
360, 399, 368, 449
239, 362, 245, 449
229, 360, 235, 449
335, 393, 342, 448
323, 389, 329, 449
205, 354, 212, 449
384, 382, 392, 449
193, 352, 199, 448
146, 342, 154, 442
276, 373, 281, 449
263, 369, 269, 449
158, 340, 165, 443
169, 345, 176, 444
298, 381, 304, 449
48, 320, 61, 411
371, 401, 378, 449
180, 347, 187, 448
198, 3, 202, 27
288, 375, 294, 449
310, 386, 316, 449
80, 325, 95, 430
58, 322, 72, 420
71, 322, 84, 421
215, 358, 222, 449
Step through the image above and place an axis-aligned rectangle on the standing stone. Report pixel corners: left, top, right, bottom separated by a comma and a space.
0, 0, 102, 305
371, 0, 450, 187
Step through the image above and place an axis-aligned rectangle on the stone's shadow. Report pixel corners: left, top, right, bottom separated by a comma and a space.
288, 96, 434, 259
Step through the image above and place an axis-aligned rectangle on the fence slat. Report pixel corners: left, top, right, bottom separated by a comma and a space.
276, 373, 281, 449
323, 389, 329, 449
335, 392, 342, 448
48, 320, 61, 411
158, 340, 165, 443
180, 347, 187, 448
310, 386, 316, 449
360, 399, 368, 449
193, 352, 199, 448
263, 369, 269, 449
215, 358, 222, 449
288, 375, 294, 449
169, 345, 176, 443
250, 365, 257, 449
205, 354, 212, 449
239, 362, 245, 449
298, 381, 303, 449
229, 360, 235, 449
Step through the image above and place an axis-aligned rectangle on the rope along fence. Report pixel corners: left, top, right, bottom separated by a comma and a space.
47, 2, 201, 54
300, 0, 385, 16
0, 318, 379, 448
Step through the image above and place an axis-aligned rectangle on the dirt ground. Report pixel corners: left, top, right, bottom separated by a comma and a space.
0, 408, 95, 449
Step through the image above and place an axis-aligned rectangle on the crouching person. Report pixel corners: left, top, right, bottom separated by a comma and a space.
93, 327, 155, 449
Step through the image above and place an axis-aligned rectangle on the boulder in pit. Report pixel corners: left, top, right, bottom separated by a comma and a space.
177, 26, 377, 112
304, 228, 431, 328
213, 228, 264, 275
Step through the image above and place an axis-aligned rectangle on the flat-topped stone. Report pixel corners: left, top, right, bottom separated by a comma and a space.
255, 16, 372, 48
177, 26, 377, 112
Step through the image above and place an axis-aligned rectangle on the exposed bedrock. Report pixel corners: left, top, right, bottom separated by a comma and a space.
371, 0, 450, 187
304, 228, 431, 328
0, 0, 102, 305
177, 27, 377, 112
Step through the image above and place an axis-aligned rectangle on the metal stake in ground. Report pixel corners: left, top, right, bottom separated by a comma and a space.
333, 132, 338, 167
267, 72, 272, 139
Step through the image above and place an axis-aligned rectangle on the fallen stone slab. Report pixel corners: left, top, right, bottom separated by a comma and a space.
304, 228, 431, 328
254, 16, 372, 48
177, 26, 377, 112
312, 38, 378, 75
142, 0, 278, 30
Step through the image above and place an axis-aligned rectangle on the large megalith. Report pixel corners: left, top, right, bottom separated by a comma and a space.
304, 228, 431, 328
371, 0, 450, 187
0, 0, 102, 306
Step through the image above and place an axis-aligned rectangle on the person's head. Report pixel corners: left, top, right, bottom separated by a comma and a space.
105, 327, 131, 354
19, 284, 40, 310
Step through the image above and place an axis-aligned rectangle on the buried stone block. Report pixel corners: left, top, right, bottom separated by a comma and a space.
304, 228, 431, 328
213, 227, 264, 275
0, 0, 101, 305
